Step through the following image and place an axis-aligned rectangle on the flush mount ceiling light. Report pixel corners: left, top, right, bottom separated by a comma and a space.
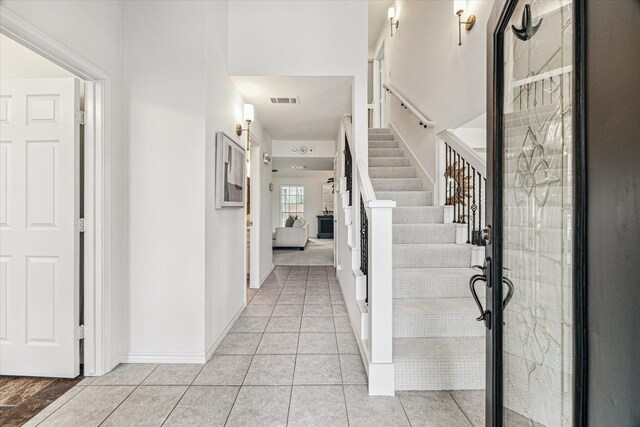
236, 103, 254, 137
454, 0, 476, 46
388, 6, 399, 37
290, 146, 315, 155
291, 165, 307, 169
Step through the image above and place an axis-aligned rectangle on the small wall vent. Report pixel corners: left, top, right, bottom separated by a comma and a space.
270, 97, 299, 104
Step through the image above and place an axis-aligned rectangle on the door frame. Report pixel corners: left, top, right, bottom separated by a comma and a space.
487, 0, 587, 425
0, 6, 112, 377
372, 40, 386, 129
247, 133, 261, 290
376, 42, 386, 128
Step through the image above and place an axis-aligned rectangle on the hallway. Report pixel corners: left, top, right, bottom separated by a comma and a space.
272, 239, 334, 266
24, 266, 482, 426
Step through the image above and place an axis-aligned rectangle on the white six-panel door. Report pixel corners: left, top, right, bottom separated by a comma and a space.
0, 78, 81, 378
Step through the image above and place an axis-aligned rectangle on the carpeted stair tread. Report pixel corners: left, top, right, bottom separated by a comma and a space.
394, 337, 485, 390
393, 298, 486, 338
372, 178, 423, 191
392, 206, 444, 223
393, 268, 476, 298
392, 243, 471, 268
393, 224, 456, 244
368, 166, 416, 178
369, 157, 411, 167
375, 191, 433, 206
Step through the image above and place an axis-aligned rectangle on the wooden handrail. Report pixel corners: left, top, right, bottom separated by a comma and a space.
383, 83, 437, 128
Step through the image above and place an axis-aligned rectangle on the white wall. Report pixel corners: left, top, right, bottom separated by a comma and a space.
1, 0, 127, 369
373, 0, 493, 187
228, 0, 368, 164
377, 0, 492, 129
123, 0, 275, 361
123, 0, 209, 360
272, 171, 334, 238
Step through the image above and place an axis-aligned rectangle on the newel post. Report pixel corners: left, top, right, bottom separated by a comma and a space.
367, 198, 396, 395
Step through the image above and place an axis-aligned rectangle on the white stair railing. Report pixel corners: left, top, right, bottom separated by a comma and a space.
355, 158, 396, 395
338, 115, 396, 395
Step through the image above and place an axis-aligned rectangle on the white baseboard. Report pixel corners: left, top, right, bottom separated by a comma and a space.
389, 122, 437, 190
205, 304, 245, 361
119, 352, 207, 364
259, 264, 276, 286
111, 352, 124, 368
108, 305, 246, 367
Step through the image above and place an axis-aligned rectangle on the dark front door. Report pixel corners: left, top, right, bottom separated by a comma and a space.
484, 1, 586, 425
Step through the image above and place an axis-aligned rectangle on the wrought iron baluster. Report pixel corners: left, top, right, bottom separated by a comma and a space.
445, 144, 450, 205
360, 196, 369, 304
344, 134, 352, 206
471, 166, 477, 245
453, 152, 458, 223
466, 161, 471, 243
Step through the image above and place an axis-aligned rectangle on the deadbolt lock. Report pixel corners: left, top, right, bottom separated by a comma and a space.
482, 227, 491, 244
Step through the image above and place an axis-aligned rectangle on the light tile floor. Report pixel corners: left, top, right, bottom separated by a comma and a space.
25, 265, 483, 426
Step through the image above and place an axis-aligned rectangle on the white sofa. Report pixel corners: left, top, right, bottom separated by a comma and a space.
272, 223, 309, 250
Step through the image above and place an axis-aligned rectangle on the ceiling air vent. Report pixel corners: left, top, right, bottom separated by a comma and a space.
270, 97, 299, 104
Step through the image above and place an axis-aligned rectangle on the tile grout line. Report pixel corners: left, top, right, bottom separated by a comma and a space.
335, 304, 352, 426
159, 359, 209, 426
285, 267, 305, 426
396, 392, 415, 427
32, 383, 87, 426
96, 364, 160, 426
225, 267, 290, 426
449, 391, 476, 427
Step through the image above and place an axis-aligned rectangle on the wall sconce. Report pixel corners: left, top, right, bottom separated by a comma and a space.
454, 0, 476, 46
236, 103, 254, 137
388, 7, 399, 37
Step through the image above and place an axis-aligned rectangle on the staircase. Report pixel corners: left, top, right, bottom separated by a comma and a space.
368, 128, 485, 391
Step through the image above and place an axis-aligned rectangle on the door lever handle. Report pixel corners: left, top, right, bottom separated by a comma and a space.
469, 274, 491, 329
502, 276, 514, 310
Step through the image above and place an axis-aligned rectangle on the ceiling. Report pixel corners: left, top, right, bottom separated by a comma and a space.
231, 76, 352, 140
272, 157, 334, 172
369, 0, 394, 51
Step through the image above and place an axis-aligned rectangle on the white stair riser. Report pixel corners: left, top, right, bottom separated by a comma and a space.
393, 312, 485, 338
393, 246, 470, 268
393, 225, 456, 244
393, 278, 471, 299
372, 179, 423, 192
369, 128, 391, 135
369, 133, 395, 141
368, 167, 416, 178
369, 157, 411, 167
369, 140, 399, 148
393, 207, 444, 224
395, 357, 485, 390
369, 148, 405, 157
377, 191, 433, 206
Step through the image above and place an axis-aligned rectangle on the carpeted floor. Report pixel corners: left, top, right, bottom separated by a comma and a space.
273, 238, 334, 266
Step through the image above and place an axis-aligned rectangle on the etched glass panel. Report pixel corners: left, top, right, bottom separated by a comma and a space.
502, 1, 573, 425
